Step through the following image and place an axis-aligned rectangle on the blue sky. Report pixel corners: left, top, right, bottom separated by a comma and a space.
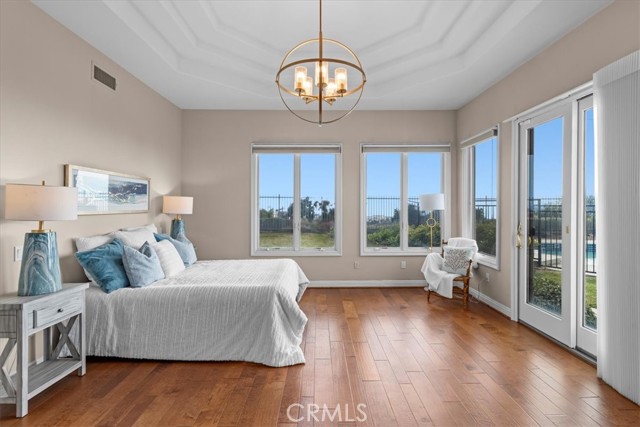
259, 154, 336, 210
531, 111, 594, 199
258, 152, 442, 203
258, 112, 594, 211
474, 137, 496, 199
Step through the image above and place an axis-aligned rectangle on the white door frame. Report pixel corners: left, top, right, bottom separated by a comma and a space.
575, 95, 597, 356
509, 84, 594, 347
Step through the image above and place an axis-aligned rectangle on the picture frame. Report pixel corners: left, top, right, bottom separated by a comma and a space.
64, 164, 150, 215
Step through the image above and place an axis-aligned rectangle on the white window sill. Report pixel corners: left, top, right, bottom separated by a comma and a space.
475, 253, 500, 270
360, 248, 435, 257
252, 249, 342, 257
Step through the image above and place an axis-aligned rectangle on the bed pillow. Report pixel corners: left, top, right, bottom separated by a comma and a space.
443, 246, 474, 275
121, 223, 158, 234
175, 232, 198, 263
75, 233, 113, 252
122, 242, 165, 288
154, 233, 197, 266
75, 239, 129, 293
150, 240, 185, 277
112, 227, 156, 249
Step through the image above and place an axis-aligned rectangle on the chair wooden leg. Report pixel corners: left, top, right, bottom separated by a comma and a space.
462, 278, 469, 308
427, 289, 431, 303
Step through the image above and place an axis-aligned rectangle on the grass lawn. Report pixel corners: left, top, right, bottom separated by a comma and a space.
533, 268, 597, 329
534, 269, 597, 307
260, 232, 334, 248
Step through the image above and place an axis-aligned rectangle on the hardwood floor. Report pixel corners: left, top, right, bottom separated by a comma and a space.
1, 287, 638, 426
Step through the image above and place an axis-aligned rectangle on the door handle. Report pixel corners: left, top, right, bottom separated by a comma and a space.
516, 222, 522, 248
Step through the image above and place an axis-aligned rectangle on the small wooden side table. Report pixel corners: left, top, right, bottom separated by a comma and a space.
0, 283, 89, 417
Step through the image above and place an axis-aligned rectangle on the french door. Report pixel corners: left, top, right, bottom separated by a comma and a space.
516, 94, 597, 356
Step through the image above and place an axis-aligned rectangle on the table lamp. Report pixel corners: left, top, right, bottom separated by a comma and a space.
5, 182, 78, 296
419, 193, 445, 251
163, 196, 193, 239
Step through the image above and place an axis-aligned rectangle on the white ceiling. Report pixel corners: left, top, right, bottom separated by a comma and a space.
33, 0, 611, 110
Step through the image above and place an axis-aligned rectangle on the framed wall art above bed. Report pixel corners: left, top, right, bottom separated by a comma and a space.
64, 164, 150, 215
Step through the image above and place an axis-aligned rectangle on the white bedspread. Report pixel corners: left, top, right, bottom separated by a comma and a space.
85, 259, 309, 367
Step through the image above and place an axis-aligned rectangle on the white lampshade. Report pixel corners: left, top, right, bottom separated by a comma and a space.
163, 196, 193, 215
419, 193, 445, 212
5, 183, 78, 221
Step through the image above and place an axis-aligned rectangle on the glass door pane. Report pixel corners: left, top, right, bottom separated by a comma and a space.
258, 154, 294, 249
527, 117, 565, 316
366, 153, 401, 249
407, 153, 442, 248
583, 107, 597, 331
300, 154, 336, 249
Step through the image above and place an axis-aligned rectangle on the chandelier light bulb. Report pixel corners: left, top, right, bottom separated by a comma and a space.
303, 76, 314, 97
326, 78, 337, 103
294, 66, 307, 92
335, 68, 348, 94
315, 61, 329, 88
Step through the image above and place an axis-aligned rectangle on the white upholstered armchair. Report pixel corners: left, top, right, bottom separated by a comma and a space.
420, 237, 478, 307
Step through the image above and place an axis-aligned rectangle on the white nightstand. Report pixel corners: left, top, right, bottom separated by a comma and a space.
0, 283, 89, 417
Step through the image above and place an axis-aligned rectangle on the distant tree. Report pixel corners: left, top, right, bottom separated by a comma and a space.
392, 203, 424, 226
287, 197, 315, 222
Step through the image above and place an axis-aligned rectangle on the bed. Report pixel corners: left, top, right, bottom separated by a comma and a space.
84, 259, 309, 367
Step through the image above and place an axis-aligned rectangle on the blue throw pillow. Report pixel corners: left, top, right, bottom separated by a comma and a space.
122, 242, 165, 288
154, 233, 197, 266
75, 239, 129, 293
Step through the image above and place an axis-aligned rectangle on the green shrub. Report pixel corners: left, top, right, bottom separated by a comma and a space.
367, 225, 400, 247
531, 271, 561, 314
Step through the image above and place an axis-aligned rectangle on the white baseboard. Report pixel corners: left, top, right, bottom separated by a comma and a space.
309, 280, 426, 288
469, 287, 512, 317
308, 280, 513, 318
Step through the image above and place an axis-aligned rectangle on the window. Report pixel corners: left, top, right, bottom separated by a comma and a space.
461, 128, 499, 268
361, 144, 450, 255
251, 144, 341, 256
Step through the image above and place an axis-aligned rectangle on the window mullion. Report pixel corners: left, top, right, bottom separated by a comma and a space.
293, 154, 301, 251
401, 153, 409, 250
471, 147, 476, 240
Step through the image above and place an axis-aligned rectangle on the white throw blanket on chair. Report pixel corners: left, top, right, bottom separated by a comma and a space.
420, 237, 478, 299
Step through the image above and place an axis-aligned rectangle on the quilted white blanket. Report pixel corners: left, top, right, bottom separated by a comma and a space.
85, 259, 309, 367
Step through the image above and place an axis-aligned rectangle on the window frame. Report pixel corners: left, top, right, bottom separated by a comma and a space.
461, 128, 500, 269
251, 144, 342, 257
359, 144, 451, 256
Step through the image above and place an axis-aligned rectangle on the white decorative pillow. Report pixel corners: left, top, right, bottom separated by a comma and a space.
75, 233, 113, 252
112, 228, 156, 249
443, 246, 474, 275
121, 224, 158, 234
150, 240, 185, 278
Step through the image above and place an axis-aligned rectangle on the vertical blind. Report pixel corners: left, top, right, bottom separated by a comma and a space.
594, 49, 640, 405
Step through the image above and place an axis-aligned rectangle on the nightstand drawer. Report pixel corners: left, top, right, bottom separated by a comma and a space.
33, 297, 82, 329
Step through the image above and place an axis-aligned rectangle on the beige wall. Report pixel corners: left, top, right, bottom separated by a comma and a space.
181, 110, 456, 281
0, 1, 182, 295
2, 0, 638, 306
457, 0, 640, 307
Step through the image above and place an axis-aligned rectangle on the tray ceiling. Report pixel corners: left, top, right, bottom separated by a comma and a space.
33, 0, 611, 110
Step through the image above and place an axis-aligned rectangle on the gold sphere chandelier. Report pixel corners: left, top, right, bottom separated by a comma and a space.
276, 0, 366, 125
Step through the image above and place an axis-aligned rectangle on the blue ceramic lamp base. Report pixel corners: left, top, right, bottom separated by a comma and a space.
18, 231, 62, 296
170, 219, 186, 239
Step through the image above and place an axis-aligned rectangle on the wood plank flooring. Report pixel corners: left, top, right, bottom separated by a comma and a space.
1, 288, 638, 426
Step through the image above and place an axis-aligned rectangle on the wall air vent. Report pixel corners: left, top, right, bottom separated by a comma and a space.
93, 64, 116, 90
